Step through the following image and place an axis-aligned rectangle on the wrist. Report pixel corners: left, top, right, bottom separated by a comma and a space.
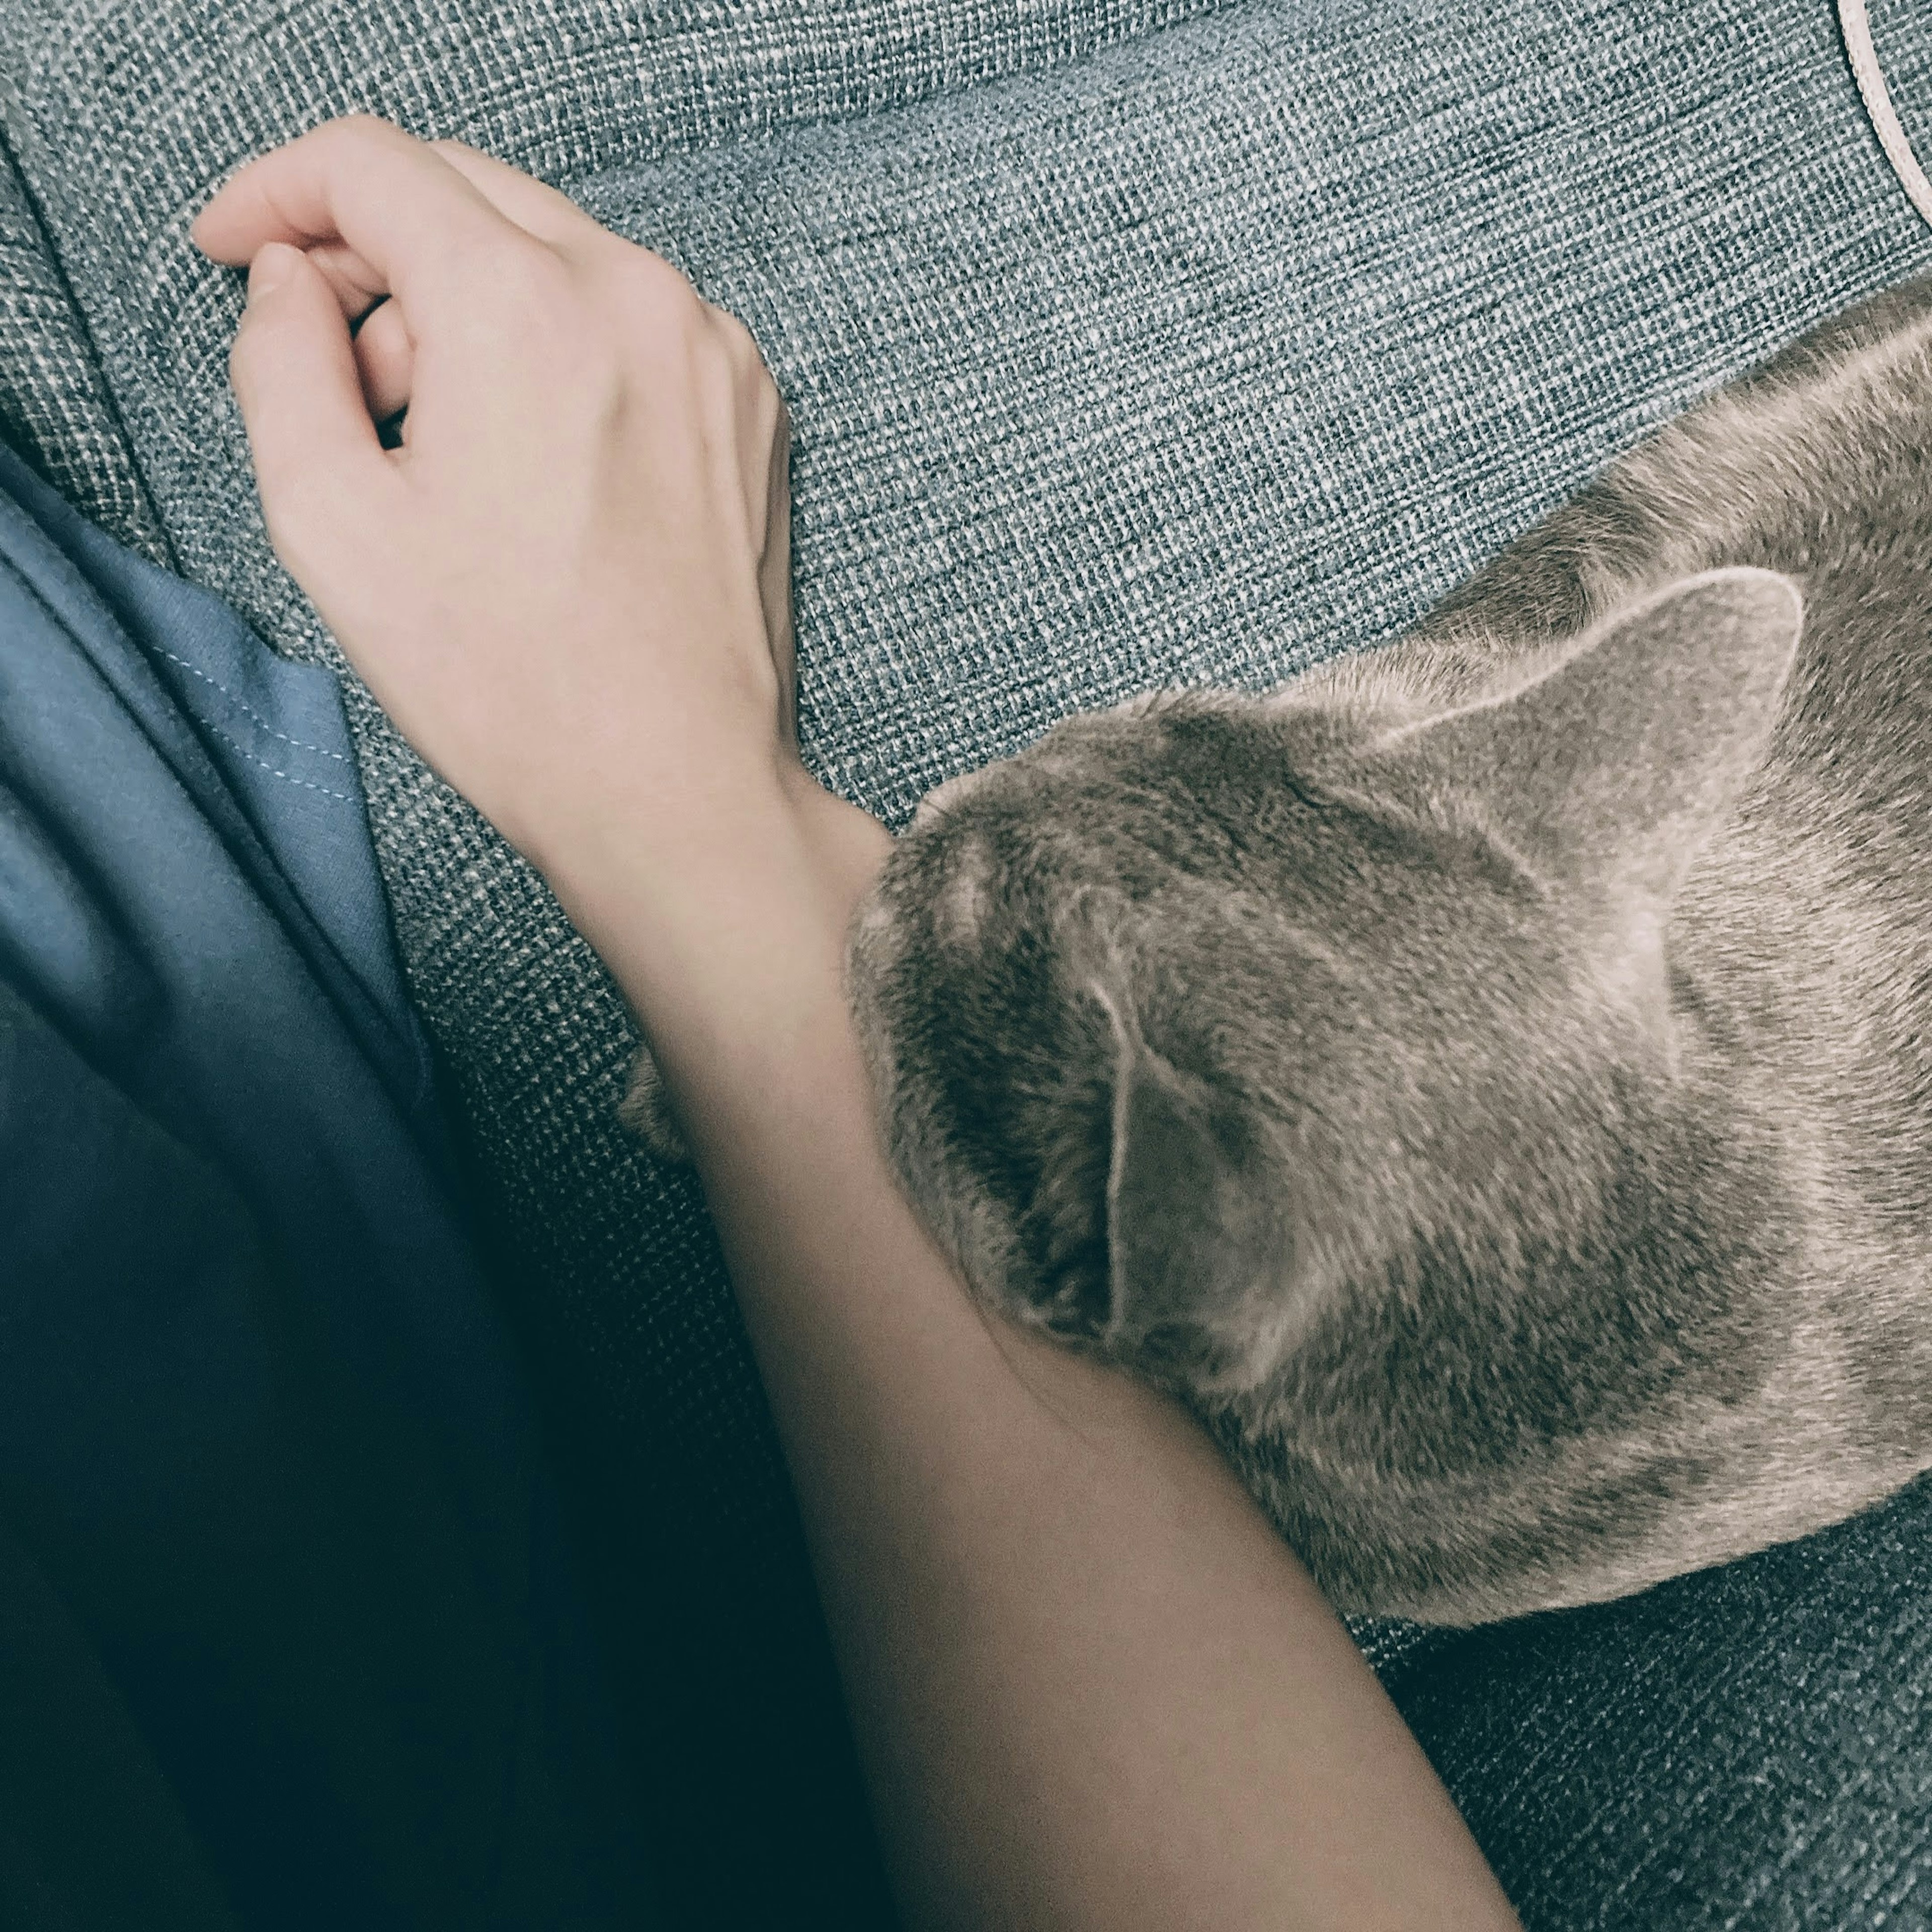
529, 756, 892, 1068
516, 741, 794, 907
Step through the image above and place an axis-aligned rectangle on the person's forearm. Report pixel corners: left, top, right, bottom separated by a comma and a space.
543, 778, 1520, 1932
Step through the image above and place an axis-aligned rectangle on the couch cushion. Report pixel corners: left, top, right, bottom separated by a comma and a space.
0, 137, 169, 563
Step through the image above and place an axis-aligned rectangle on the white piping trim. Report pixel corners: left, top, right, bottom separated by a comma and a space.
1840, 0, 1932, 231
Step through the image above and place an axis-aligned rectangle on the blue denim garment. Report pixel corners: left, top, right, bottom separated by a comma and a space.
0, 437, 661, 1931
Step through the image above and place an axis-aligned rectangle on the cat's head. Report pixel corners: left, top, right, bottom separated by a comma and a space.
848, 569, 1804, 1400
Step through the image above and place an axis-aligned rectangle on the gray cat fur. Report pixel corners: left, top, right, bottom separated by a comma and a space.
845, 274, 1932, 1625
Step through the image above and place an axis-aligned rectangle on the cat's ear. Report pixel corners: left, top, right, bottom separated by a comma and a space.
1396, 566, 1804, 903
1103, 1015, 1281, 1359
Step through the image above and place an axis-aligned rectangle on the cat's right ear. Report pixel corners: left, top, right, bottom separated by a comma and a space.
1389, 566, 1804, 910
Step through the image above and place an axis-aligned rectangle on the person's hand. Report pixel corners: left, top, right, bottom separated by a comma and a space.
191, 112, 799, 885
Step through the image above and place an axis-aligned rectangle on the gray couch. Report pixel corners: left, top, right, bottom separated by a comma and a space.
5, 1, 1930, 1923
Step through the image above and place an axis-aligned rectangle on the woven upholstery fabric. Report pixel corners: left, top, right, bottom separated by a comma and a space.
4, 0, 1931, 1923
0, 138, 170, 568
1389, 1474, 1932, 1928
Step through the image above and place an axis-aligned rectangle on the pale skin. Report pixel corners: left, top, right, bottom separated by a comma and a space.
191, 114, 1521, 1931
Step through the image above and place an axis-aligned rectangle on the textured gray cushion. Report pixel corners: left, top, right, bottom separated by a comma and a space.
5, 1, 1931, 1923
0, 144, 169, 565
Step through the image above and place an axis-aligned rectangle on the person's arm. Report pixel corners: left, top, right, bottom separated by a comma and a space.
193, 115, 1520, 1931
548, 777, 1519, 1931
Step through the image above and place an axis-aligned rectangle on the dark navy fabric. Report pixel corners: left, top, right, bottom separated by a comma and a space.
0, 436, 661, 1931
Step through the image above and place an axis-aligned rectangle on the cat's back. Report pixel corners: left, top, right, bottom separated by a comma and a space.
1582, 281, 1932, 1479
1258, 278, 1932, 1614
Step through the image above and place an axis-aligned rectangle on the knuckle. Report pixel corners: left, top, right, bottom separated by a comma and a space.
605, 244, 706, 329
704, 298, 754, 351
731, 326, 784, 422
326, 109, 401, 146
310, 111, 376, 158
711, 305, 772, 387
506, 235, 574, 305
714, 303, 773, 378
481, 236, 581, 339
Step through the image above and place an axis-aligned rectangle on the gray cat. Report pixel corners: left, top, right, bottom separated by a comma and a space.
841, 274, 1932, 1625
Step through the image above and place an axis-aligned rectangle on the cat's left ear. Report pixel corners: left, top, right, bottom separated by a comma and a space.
1393, 566, 1804, 905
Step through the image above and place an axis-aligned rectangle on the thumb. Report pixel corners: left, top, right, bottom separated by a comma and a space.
227, 240, 389, 563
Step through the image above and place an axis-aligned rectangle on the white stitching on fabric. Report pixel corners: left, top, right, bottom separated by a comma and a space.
1841, 0, 1932, 231
191, 709, 357, 802
152, 644, 353, 763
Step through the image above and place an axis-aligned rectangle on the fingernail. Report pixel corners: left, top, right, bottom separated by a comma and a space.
246, 246, 296, 306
